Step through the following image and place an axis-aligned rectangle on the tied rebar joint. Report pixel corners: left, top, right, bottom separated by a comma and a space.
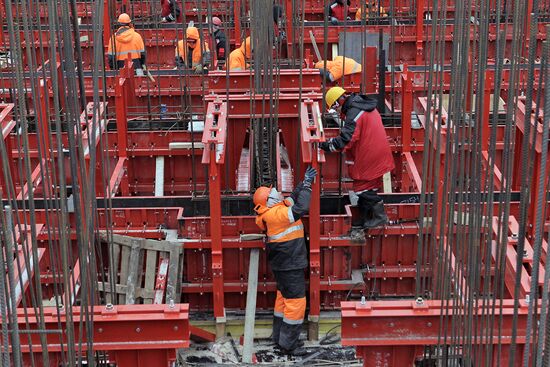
415, 297, 424, 306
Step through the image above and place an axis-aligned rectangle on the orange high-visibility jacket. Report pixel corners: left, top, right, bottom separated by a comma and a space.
228, 37, 251, 71
355, 4, 387, 20
176, 39, 210, 67
314, 56, 362, 81
107, 27, 145, 62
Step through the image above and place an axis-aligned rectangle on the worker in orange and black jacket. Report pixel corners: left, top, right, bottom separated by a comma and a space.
228, 36, 252, 71
314, 56, 362, 82
253, 166, 317, 357
175, 26, 211, 73
107, 13, 147, 76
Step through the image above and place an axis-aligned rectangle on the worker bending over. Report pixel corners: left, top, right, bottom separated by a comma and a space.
356, 1, 388, 20
320, 87, 394, 243
175, 27, 211, 73
107, 14, 147, 76
314, 56, 362, 82
328, 0, 351, 24
253, 167, 317, 356
228, 37, 252, 71
160, 0, 181, 22
210, 17, 227, 61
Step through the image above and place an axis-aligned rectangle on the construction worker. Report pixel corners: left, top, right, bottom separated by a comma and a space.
228, 37, 252, 71
175, 26, 211, 73
160, 0, 181, 23
328, 0, 351, 24
355, 1, 388, 20
210, 17, 227, 61
314, 56, 362, 82
107, 13, 147, 76
253, 166, 317, 356
320, 87, 394, 242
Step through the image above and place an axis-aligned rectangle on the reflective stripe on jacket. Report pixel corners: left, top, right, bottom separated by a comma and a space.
107, 27, 145, 62
256, 203, 308, 271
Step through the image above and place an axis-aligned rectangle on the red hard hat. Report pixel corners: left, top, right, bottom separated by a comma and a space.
212, 17, 222, 26
253, 186, 271, 211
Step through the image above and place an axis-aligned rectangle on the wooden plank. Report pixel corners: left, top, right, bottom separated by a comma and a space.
144, 250, 157, 304
118, 245, 131, 304
242, 248, 260, 363
166, 249, 181, 304
97, 282, 155, 299
98, 232, 181, 252
106, 243, 121, 304
125, 239, 142, 304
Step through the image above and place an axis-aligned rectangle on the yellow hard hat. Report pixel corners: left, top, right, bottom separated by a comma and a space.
117, 13, 132, 24
325, 86, 346, 109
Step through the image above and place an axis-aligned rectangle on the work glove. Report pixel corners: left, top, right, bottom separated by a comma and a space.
319, 139, 335, 152
193, 64, 203, 74
303, 166, 317, 187
330, 17, 339, 25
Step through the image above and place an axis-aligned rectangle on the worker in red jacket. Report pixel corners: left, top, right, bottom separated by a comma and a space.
328, 0, 350, 24
160, 0, 181, 23
253, 167, 317, 357
320, 87, 394, 242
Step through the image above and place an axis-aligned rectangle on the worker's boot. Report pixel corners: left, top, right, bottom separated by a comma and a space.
349, 205, 366, 243
350, 226, 366, 243
363, 201, 388, 229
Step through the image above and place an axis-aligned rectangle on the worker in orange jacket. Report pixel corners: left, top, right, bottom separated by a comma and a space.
355, 1, 388, 20
175, 26, 211, 73
253, 166, 317, 357
228, 37, 252, 71
107, 13, 147, 76
314, 56, 362, 82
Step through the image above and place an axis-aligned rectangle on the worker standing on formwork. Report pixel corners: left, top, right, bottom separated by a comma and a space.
253, 167, 317, 357
314, 56, 362, 82
209, 17, 227, 62
175, 27, 211, 73
320, 87, 394, 243
160, 0, 181, 23
328, 0, 351, 24
228, 37, 252, 71
107, 14, 147, 76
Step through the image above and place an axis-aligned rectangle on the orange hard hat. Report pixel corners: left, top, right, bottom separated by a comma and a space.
117, 13, 132, 24
212, 17, 222, 26
253, 186, 271, 211
186, 26, 200, 41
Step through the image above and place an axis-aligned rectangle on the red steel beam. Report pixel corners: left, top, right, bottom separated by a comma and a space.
341, 299, 531, 366
10, 304, 189, 367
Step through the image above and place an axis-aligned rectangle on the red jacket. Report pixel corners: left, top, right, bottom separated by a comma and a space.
161, 0, 181, 22
328, 0, 350, 20
327, 94, 394, 191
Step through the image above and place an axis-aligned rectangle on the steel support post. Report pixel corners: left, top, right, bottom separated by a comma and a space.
415, 0, 425, 65
300, 99, 325, 340
201, 100, 228, 338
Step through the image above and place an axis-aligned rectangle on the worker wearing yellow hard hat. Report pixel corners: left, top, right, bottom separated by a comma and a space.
321, 87, 395, 242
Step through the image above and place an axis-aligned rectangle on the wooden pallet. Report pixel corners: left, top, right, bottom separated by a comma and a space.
98, 231, 183, 305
